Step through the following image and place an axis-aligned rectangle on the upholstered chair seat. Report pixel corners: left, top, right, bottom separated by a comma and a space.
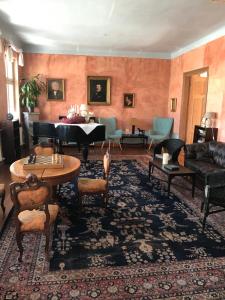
78, 152, 111, 208
18, 204, 59, 232
78, 178, 107, 193
98, 117, 123, 150
0, 183, 5, 192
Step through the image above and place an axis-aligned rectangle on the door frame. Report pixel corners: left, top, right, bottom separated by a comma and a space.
179, 67, 209, 141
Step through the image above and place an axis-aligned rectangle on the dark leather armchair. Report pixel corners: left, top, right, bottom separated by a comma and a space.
154, 138, 185, 162
202, 170, 225, 230
185, 141, 225, 187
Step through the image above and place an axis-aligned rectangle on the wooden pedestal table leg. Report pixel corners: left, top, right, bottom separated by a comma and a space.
82, 143, 89, 165
148, 162, 154, 180
51, 185, 60, 203
167, 175, 173, 196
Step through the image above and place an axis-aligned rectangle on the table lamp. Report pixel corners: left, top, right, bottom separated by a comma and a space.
203, 112, 216, 128
129, 118, 139, 134
203, 112, 217, 140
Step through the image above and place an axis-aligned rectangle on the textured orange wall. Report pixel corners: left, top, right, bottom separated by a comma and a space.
169, 36, 225, 141
23, 53, 171, 130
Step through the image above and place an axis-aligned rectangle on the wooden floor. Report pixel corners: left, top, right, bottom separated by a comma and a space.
0, 144, 151, 232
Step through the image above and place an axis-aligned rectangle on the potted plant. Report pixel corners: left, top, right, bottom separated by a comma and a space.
20, 74, 46, 112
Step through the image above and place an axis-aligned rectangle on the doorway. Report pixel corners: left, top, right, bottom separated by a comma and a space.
180, 68, 208, 144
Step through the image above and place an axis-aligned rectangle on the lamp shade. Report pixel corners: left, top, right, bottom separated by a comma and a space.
204, 112, 217, 119
128, 118, 139, 125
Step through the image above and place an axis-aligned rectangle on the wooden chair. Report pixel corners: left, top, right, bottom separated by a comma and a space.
201, 170, 225, 230
33, 142, 55, 156
0, 183, 5, 214
10, 174, 59, 262
78, 152, 111, 207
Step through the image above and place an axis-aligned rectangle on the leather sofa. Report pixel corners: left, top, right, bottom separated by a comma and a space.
184, 141, 225, 187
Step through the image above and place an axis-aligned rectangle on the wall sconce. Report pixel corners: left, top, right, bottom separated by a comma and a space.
170, 98, 177, 112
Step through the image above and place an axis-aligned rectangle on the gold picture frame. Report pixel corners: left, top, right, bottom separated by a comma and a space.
170, 97, 177, 112
124, 93, 135, 108
87, 76, 111, 105
47, 78, 65, 101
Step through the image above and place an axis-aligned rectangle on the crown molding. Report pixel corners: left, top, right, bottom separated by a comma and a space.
22, 44, 171, 59
171, 26, 225, 58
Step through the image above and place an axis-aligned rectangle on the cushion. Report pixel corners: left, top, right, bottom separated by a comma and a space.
108, 134, 121, 139
78, 178, 107, 193
34, 146, 54, 156
18, 187, 49, 206
18, 204, 59, 232
185, 159, 223, 176
196, 151, 213, 162
213, 143, 225, 168
0, 184, 5, 194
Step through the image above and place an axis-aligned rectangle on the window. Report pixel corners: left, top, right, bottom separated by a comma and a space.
5, 50, 19, 119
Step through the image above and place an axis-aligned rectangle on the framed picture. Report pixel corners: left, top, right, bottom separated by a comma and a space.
47, 78, 64, 101
124, 93, 135, 108
87, 76, 111, 105
170, 97, 177, 112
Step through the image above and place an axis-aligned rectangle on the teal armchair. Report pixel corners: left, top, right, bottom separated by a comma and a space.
147, 117, 174, 150
98, 117, 123, 150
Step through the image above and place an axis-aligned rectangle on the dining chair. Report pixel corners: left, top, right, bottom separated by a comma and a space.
201, 170, 225, 230
0, 183, 5, 214
10, 174, 59, 262
78, 151, 111, 208
33, 142, 55, 156
98, 117, 123, 150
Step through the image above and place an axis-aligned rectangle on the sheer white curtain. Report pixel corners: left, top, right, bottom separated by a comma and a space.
3, 40, 22, 120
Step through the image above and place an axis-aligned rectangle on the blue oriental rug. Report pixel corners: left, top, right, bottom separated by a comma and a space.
50, 160, 225, 271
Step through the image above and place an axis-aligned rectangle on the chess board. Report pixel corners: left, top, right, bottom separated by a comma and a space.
23, 155, 64, 170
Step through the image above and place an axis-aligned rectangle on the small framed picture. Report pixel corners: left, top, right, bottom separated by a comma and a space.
87, 76, 111, 105
170, 97, 177, 112
124, 93, 135, 108
47, 78, 64, 101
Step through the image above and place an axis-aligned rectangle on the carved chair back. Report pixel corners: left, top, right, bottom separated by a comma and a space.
33, 143, 55, 156
10, 174, 52, 223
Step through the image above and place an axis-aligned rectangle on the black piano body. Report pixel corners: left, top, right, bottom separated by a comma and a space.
32, 121, 105, 162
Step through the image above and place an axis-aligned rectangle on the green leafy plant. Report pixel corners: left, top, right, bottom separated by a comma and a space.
20, 74, 46, 112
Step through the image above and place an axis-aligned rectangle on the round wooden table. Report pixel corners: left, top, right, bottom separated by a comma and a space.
10, 155, 81, 186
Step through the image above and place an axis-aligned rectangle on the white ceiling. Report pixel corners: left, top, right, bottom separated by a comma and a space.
0, 0, 225, 58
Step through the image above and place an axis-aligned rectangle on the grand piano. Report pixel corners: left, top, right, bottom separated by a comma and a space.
32, 121, 105, 163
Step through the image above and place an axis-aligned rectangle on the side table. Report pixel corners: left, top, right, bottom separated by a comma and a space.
121, 134, 148, 148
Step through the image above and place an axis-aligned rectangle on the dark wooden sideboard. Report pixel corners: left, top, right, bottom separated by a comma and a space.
0, 119, 21, 164
193, 125, 218, 143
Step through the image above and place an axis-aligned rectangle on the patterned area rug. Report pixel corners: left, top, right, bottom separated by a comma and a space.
1, 159, 225, 299
51, 160, 225, 272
